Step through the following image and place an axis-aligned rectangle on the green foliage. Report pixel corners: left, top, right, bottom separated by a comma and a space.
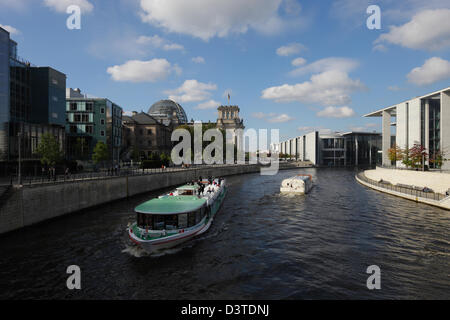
92, 141, 109, 164
36, 133, 63, 166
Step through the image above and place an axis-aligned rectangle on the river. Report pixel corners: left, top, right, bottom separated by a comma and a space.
0, 168, 449, 299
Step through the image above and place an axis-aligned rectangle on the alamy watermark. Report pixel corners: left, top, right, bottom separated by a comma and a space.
171, 122, 279, 175
66, 5, 81, 30
366, 5, 381, 30
366, 265, 381, 290
66, 265, 81, 290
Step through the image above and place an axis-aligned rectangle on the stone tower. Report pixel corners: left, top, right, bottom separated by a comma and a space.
217, 105, 245, 150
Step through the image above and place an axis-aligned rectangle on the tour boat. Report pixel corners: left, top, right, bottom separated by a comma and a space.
127, 178, 227, 253
280, 174, 313, 194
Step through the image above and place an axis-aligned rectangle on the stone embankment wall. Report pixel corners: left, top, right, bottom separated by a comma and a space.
0, 163, 306, 235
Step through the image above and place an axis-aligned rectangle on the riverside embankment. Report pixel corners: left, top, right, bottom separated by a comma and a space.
0, 162, 308, 235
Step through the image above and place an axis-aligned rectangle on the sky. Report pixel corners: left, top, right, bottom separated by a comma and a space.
1, 0, 450, 142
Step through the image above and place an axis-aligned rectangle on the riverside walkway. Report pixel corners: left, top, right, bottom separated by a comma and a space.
356, 172, 450, 210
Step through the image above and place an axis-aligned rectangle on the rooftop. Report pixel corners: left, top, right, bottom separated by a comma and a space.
135, 196, 206, 215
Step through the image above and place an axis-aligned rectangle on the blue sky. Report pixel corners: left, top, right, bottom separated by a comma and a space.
1, 0, 450, 141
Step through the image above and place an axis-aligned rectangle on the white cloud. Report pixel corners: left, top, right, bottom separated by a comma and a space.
291, 57, 306, 67
317, 106, 356, 118
372, 44, 388, 52
262, 69, 365, 106
107, 59, 179, 83
192, 56, 206, 64
407, 57, 450, 86
290, 57, 359, 77
44, 0, 94, 13
375, 9, 450, 51
137, 35, 184, 51
252, 112, 294, 123
165, 80, 217, 103
139, 0, 287, 41
0, 24, 20, 35
194, 100, 220, 110
276, 43, 306, 56
269, 113, 294, 123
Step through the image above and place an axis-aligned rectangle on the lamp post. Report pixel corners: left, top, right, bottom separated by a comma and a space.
18, 131, 22, 185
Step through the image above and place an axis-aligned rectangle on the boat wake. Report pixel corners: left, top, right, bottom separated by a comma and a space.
122, 244, 149, 258
122, 222, 229, 258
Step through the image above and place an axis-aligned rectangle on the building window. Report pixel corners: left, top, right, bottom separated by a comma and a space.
86, 125, 94, 134
86, 102, 93, 112
82, 114, 89, 122
148, 140, 152, 146
100, 130, 105, 136
101, 108, 105, 114
52, 79, 58, 85
70, 125, 77, 134
52, 96, 58, 102
100, 119, 105, 125
147, 129, 152, 135
74, 114, 81, 122
70, 102, 77, 111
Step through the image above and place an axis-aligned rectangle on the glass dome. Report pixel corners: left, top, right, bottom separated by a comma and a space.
148, 100, 188, 124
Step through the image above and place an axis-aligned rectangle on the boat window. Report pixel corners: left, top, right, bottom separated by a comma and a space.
178, 214, 188, 229
179, 190, 194, 195
165, 215, 178, 230
188, 212, 196, 227
195, 208, 203, 224
153, 215, 165, 230
137, 213, 153, 228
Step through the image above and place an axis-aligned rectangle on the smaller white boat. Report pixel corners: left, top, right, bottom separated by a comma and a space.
280, 174, 313, 194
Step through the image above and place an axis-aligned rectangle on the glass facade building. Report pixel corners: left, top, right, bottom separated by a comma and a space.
0, 27, 66, 162
66, 95, 122, 164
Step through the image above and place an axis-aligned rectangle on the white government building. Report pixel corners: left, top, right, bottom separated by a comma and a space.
365, 86, 450, 170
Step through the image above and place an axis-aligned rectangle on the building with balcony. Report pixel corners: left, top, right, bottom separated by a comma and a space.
66, 88, 122, 164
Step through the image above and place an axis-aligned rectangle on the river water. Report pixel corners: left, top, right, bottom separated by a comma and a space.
0, 168, 449, 299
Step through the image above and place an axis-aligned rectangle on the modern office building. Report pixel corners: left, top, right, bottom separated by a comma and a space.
122, 112, 172, 160
0, 27, 66, 162
66, 88, 123, 164
365, 86, 450, 170
276, 131, 381, 167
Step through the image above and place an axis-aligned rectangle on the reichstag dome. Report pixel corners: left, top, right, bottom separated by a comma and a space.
148, 99, 188, 124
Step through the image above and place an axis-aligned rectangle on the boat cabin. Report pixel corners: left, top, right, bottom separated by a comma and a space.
176, 184, 200, 196
135, 196, 208, 230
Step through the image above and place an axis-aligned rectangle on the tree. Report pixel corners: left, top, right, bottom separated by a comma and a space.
387, 144, 404, 166
429, 149, 447, 169
92, 141, 109, 165
36, 133, 63, 166
408, 144, 428, 170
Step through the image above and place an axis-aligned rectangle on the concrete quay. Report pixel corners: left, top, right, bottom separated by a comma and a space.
0, 162, 307, 235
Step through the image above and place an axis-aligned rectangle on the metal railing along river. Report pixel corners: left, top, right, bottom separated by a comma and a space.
357, 172, 446, 201
3, 164, 261, 187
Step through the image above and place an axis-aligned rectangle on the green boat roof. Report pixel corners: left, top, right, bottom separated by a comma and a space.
135, 196, 206, 215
